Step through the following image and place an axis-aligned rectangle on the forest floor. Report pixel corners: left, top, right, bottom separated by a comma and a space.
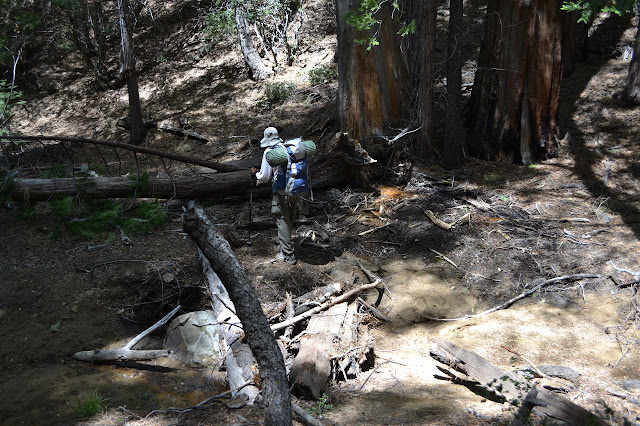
1, 1, 640, 425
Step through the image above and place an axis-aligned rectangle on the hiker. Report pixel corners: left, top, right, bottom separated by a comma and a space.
250, 127, 310, 265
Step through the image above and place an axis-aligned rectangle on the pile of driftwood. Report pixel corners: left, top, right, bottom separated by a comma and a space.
73, 200, 384, 426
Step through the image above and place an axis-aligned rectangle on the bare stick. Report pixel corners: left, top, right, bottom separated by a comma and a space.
501, 345, 545, 377
123, 305, 181, 350
428, 248, 459, 269
292, 401, 326, 426
425, 210, 454, 231
74, 305, 181, 362
423, 274, 601, 321
271, 280, 381, 332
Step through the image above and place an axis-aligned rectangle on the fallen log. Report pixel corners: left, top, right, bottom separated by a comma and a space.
10, 172, 262, 201
430, 340, 609, 425
73, 349, 172, 362
5, 132, 375, 201
183, 200, 292, 425
198, 249, 261, 403
289, 302, 350, 399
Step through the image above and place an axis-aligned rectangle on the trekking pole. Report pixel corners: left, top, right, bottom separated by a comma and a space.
249, 174, 256, 222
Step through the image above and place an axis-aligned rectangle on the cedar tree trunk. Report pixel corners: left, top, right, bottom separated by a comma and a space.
335, 0, 412, 141
442, 0, 465, 169
622, 16, 640, 105
466, 0, 564, 164
402, 0, 437, 158
117, 0, 146, 145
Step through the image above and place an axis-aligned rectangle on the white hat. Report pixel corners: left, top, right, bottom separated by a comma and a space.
260, 127, 283, 148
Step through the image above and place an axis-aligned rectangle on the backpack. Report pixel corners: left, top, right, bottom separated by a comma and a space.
271, 139, 310, 197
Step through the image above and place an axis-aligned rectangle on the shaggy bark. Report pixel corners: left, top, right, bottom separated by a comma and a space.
335, 0, 412, 141
466, 0, 564, 164
442, 0, 464, 168
183, 201, 291, 426
403, 0, 437, 158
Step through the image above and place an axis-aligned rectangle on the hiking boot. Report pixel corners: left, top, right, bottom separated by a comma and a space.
285, 254, 297, 265
270, 252, 286, 263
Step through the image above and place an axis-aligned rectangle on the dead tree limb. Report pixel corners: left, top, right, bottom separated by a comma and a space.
183, 200, 291, 426
430, 340, 609, 425
423, 274, 601, 321
271, 280, 382, 332
2, 135, 242, 172
73, 305, 180, 363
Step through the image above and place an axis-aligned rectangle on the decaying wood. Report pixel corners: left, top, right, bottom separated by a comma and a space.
73, 305, 180, 363
430, 340, 609, 425
271, 280, 382, 332
183, 200, 292, 425
423, 274, 601, 321
158, 124, 209, 142
73, 349, 172, 362
424, 209, 454, 230
198, 249, 261, 403
290, 302, 350, 399
11, 172, 260, 201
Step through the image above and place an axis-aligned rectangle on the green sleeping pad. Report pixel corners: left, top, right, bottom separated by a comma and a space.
266, 140, 316, 166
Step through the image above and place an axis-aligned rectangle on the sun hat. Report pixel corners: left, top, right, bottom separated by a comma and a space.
260, 127, 283, 148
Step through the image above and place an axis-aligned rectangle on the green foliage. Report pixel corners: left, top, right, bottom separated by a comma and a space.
308, 65, 337, 85
261, 81, 297, 107
130, 171, 150, 193
49, 196, 75, 217
308, 393, 333, 418
561, 0, 635, 23
121, 201, 168, 235
73, 389, 107, 419
0, 79, 26, 134
39, 164, 67, 179
45, 198, 167, 240
203, 3, 235, 43
344, 0, 413, 51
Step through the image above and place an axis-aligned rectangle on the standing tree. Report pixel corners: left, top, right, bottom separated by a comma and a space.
401, 0, 437, 159
622, 14, 640, 104
235, 2, 273, 81
442, 0, 464, 168
335, 0, 412, 141
117, 0, 146, 145
466, 0, 566, 164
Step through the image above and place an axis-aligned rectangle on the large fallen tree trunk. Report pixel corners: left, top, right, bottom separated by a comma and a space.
430, 340, 609, 425
183, 200, 292, 426
6, 133, 374, 201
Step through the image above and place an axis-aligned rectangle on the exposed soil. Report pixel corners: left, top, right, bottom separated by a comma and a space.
2, 1, 640, 425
